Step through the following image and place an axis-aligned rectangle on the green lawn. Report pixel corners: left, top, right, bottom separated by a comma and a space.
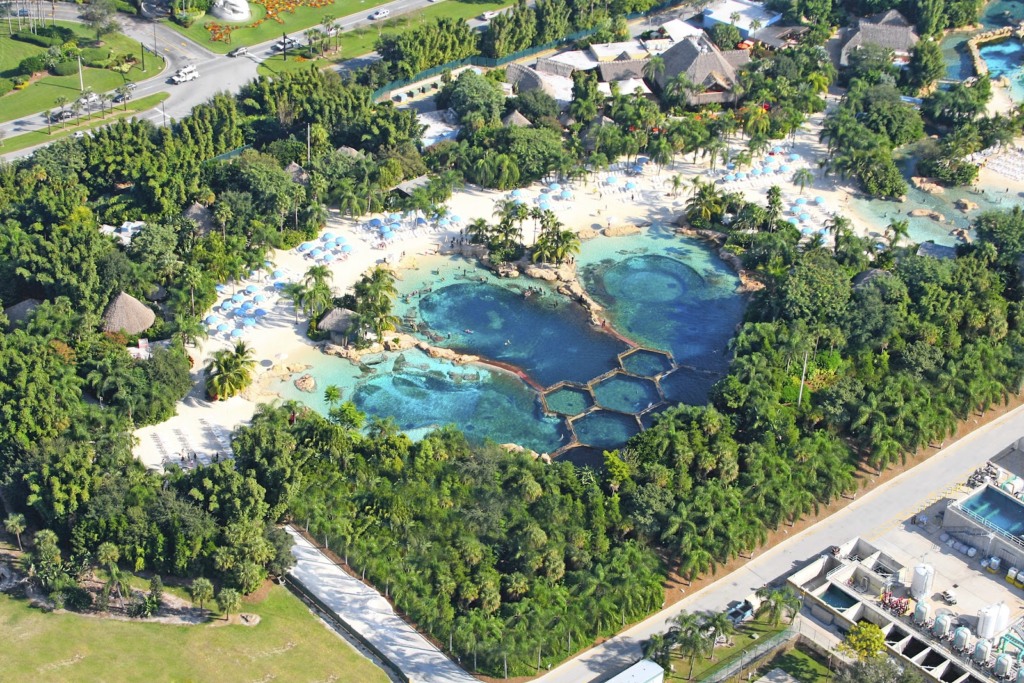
257, 0, 510, 77
0, 585, 389, 682
0, 21, 165, 124
667, 620, 790, 682
1, 92, 170, 153
757, 646, 834, 682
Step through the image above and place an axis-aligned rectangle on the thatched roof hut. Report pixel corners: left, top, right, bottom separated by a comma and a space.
103, 292, 156, 336
183, 202, 216, 236
285, 161, 310, 185
502, 110, 532, 128
4, 298, 40, 326
319, 307, 355, 335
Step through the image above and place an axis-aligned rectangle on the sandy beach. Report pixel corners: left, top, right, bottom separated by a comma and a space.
130, 105, 955, 469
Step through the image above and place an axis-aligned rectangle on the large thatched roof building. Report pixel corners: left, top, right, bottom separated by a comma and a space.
319, 307, 355, 344
103, 292, 156, 336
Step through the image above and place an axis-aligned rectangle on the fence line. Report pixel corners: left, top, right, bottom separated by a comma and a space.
701, 627, 797, 682
371, 0, 705, 100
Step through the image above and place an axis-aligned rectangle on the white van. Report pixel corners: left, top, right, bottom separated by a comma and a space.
370, 8, 390, 19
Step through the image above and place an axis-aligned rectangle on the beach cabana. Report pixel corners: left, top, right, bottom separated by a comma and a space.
318, 307, 356, 344
102, 291, 156, 336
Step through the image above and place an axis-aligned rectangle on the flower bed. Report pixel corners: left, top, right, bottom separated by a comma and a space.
205, 0, 334, 42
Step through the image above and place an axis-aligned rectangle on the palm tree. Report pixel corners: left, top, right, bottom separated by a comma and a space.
884, 218, 910, 249
702, 610, 734, 660
282, 282, 307, 324
754, 586, 801, 626
4, 513, 25, 551
190, 577, 214, 610
643, 55, 665, 85
205, 341, 256, 400
217, 587, 242, 621
685, 181, 724, 226
54, 95, 68, 128
302, 265, 334, 322
668, 611, 707, 680
792, 167, 815, 194
173, 314, 207, 348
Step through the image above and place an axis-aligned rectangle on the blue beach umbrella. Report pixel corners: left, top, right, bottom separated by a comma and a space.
780, 165, 791, 173
449, 215, 462, 223
736, 172, 747, 180
205, 314, 220, 325
416, 217, 428, 225
539, 202, 552, 212
800, 212, 811, 222
322, 253, 336, 262
751, 168, 762, 177
801, 226, 814, 235
245, 284, 259, 294
255, 308, 269, 317
561, 189, 573, 199
788, 217, 800, 226
789, 153, 800, 161
341, 244, 353, 253
511, 189, 524, 198
514, 198, 526, 205
388, 213, 401, 222
299, 241, 316, 252
763, 156, 776, 165
253, 294, 266, 303
549, 183, 561, 192
274, 281, 287, 290
231, 329, 244, 338
321, 232, 335, 241
815, 196, 825, 205
272, 270, 284, 279
243, 317, 256, 327
636, 156, 649, 164
221, 301, 236, 313
368, 218, 383, 228
215, 284, 227, 293
606, 175, 618, 185
773, 145, 784, 153
216, 323, 230, 333
725, 174, 736, 182
382, 230, 393, 239
632, 165, 644, 174
726, 162, 736, 170
438, 217, 451, 227
231, 293, 245, 303
625, 181, 638, 190
795, 197, 807, 205
240, 301, 254, 312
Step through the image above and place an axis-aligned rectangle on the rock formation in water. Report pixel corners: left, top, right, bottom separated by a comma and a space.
909, 208, 945, 222
294, 374, 316, 393
911, 177, 945, 195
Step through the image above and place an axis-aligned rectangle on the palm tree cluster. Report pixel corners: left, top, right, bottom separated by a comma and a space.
204, 340, 256, 400
352, 266, 399, 344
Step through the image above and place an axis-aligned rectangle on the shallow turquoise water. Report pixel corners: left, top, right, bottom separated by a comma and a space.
279, 229, 745, 455
980, 40, 1024, 101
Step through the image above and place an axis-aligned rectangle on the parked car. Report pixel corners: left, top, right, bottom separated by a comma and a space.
112, 91, 132, 103
228, 46, 248, 57
369, 9, 390, 19
271, 37, 299, 51
79, 92, 100, 108
125, 82, 137, 91
725, 597, 760, 626
52, 109, 75, 122
172, 64, 198, 84
17, 8, 29, 16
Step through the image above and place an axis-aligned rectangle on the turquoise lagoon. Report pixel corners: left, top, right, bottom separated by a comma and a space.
278, 227, 745, 457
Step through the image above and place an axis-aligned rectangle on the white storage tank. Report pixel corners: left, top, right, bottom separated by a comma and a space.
996, 653, 1014, 678
933, 613, 952, 638
979, 604, 999, 639
992, 556, 1003, 573
911, 564, 935, 601
1016, 666, 1024, 683
996, 602, 1011, 634
1008, 567, 1018, 584
953, 626, 972, 652
914, 601, 930, 625
974, 639, 992, 664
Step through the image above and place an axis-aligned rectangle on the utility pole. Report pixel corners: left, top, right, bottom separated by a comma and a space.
306, 123, 311, 165
282, 31, 287, 61
77, 53, 84, 92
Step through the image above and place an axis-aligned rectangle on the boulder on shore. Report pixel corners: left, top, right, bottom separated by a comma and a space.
603, 224, 641, 237
955, 198, 980, 212
911, 177, 945, 195
577, 228, 599, 240
909, 208, 945, 222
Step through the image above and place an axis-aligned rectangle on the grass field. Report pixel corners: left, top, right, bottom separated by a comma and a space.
257, 0, 509, 77
0, 21, 165, 124
756, 646, 834, 682
0, 585, 389, 682
667, 620, 790, 681
1, 92, 170, 153
164, 0, 391, 53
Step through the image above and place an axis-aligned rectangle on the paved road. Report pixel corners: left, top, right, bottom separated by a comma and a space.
285, 528, 477, 683
535, 405, 1024, 683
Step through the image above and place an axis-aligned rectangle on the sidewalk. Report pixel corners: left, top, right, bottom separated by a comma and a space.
285, 528, 478, 683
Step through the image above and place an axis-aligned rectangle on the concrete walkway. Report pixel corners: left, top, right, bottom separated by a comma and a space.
536, 404, 1024, 683
285, 528, 477, 683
